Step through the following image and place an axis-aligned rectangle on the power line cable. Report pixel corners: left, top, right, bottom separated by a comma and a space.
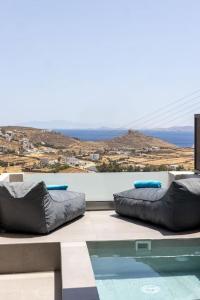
118, 88, 200, 130
129, 96, 200, 129
144, 103, 200, 129
134, 96, 200, 129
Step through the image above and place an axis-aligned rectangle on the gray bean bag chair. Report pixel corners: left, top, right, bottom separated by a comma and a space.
114, 178, 200, 231
0, 181, 85, 234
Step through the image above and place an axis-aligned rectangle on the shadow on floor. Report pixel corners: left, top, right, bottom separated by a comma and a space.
111, 213, 200, 236
0, 215, 84, 239
62, 286, 100, 300
54, 271, 62, 300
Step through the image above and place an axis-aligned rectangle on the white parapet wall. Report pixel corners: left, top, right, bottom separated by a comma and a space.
168, 171, 196, 183
0, 173, 11, 182
20, 172, 170, 202
0, 173, 24, 182
2, 171, 197, 201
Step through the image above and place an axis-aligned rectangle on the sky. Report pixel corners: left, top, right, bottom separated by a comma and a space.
0, 0, 200, 129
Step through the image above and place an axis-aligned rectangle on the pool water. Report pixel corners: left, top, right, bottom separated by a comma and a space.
87, 239, 200, 300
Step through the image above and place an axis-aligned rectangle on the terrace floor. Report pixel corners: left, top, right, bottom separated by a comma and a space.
1, 210, 200, 300
0, 210, 200, 244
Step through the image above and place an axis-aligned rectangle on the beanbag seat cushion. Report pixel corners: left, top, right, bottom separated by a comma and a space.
0, 181, 85, 234
114, 178, 200, 231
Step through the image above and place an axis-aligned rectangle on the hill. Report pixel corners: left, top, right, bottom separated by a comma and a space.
0, 126, 80, 149
104, 129, 176, 149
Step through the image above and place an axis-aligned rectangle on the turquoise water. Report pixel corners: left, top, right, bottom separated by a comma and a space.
88, 240, 200, 300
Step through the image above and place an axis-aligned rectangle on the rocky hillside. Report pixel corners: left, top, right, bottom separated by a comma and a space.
0, 126, 80, 149
104, 130, 176, 149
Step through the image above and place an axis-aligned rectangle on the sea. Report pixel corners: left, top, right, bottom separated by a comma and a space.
55, 129, 194, 148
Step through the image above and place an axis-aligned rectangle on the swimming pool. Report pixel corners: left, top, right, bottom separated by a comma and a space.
87, 239, 200, 300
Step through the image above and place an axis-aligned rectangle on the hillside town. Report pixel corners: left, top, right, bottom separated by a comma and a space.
0, 127, 194, 173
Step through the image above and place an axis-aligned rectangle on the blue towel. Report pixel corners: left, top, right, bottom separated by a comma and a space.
47, 184, 68, 190
134, 180, 162, 189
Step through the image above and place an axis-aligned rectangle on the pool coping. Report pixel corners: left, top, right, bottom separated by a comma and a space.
60, 236, 200, 300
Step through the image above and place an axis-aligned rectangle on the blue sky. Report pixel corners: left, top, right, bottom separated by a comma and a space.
0, 0, 200, 128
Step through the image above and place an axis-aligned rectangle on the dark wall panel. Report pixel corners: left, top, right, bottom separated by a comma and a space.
195, 115, 200, 172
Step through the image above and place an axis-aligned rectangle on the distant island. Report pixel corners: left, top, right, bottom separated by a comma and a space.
0, 126, 193, 173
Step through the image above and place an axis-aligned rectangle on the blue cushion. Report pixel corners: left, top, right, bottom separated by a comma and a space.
134, 180, 162, 189
47, 184, 68, 190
